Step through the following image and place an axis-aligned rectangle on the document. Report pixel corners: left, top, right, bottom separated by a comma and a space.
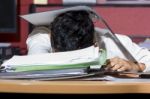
1, 46, 107, 72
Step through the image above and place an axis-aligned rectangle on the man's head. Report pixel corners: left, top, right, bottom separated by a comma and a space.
50, 10, 94, 52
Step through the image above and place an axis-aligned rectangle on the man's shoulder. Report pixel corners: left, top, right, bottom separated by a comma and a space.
29, 26, 51, 36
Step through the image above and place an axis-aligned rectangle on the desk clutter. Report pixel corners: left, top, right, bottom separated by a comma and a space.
0, 45, 149, 81
0, 46, 107, 80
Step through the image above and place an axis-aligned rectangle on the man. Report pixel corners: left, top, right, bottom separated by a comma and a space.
22, 6, 150, 72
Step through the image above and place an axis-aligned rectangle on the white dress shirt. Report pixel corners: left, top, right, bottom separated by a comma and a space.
26, 28, 150, 72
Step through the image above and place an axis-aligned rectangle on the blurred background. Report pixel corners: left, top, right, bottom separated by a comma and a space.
0, 0, 150, 62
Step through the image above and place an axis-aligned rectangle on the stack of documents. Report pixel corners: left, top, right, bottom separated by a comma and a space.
1, 46, 107, 73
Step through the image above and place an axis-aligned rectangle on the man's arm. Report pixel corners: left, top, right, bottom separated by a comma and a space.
26, 33, 52, 55
106, 35, 150, 72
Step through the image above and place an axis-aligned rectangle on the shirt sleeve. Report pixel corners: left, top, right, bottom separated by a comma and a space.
118, 35, 150, 72
26, 33, 52, 55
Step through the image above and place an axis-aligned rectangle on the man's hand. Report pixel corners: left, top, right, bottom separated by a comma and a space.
105, 57, 146, 72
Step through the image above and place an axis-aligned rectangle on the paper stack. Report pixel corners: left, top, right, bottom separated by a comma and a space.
1, 46, 107, 73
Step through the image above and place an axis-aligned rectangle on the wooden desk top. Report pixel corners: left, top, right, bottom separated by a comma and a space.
0, 79, 150, 94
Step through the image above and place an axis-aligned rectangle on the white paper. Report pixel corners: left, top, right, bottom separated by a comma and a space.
2, 46, 99, 67
20, 6, 94, 26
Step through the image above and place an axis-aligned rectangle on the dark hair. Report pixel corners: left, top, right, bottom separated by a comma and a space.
50, 10, 94, 52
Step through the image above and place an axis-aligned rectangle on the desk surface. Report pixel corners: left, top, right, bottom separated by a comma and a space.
0, 79, 150, 94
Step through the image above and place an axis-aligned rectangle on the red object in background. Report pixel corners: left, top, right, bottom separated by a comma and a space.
94, 7, 150, 37
32, 5, 150, 43
7, 3, 150, 54
93, 6, 150, 43
11, 0, 33, 54
48, 0, 62, 4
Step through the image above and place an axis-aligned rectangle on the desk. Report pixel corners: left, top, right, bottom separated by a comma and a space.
0, 79, 150, 94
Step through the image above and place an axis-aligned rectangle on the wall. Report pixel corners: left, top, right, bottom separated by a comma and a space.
12, 0, 150, 54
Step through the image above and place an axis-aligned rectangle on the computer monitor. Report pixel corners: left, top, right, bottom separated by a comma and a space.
0, 0, 19, 42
